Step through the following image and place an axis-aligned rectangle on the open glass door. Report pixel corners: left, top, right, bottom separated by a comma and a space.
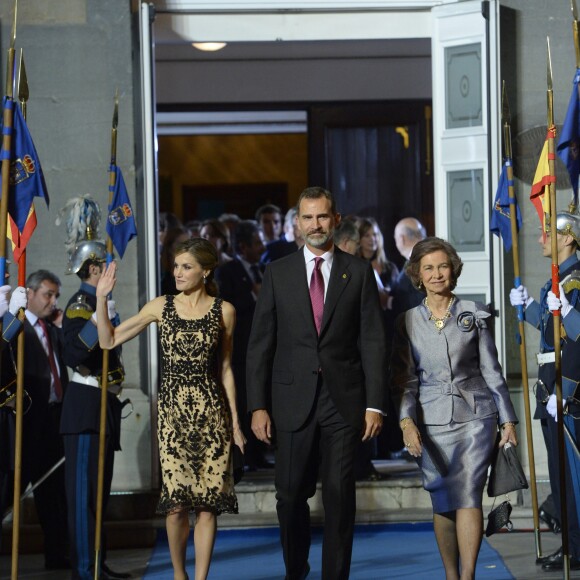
431, 0, 504, 359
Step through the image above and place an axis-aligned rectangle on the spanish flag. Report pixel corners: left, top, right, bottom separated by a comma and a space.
7, 204, 37, 263
530, 126, 557, 238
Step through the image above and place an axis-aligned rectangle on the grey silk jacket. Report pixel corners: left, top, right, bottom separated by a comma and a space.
391, 299, 518, 426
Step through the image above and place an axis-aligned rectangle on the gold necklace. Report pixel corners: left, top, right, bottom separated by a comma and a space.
424, 296, 455, 333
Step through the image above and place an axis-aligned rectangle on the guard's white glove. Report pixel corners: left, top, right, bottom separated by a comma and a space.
0, 285, 10, 317
509, 285, 533, 308
106, 299, 117, 321
91, 300, 117, 324
546, 393, 568, 421
8, 286, 26, 315
547, 283, 572, 317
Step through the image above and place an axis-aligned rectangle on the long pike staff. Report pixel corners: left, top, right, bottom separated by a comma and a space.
0, 4, 20, 579
573, 0, 580, 200
15, 49, 30, 286
94, 93, 118, 580
547, 38, 571, 580
10, 48, 28, 580
501, 82, 543, 559
0, 2, 17, 283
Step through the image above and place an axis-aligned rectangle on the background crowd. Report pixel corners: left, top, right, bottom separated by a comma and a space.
157, 205, 428, 476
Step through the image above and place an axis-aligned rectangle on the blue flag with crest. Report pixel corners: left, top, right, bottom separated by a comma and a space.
0, 97, 49, 232
557, 68, 580, 207
106, 166, 137, 259
490, 161, 521, 252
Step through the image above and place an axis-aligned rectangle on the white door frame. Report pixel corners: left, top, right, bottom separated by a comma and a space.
138, 1, 504, 431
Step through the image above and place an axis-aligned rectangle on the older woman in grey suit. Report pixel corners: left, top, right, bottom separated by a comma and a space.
391, 237, 518, 580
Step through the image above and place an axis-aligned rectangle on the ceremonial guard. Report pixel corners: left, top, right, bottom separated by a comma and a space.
510, 210, 580, 571
58, 197, 129, 580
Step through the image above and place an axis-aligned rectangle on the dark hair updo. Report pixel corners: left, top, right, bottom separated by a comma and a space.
173, 238, 219, 297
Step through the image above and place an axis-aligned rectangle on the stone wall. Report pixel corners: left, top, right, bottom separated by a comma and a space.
0, 0, 152, 490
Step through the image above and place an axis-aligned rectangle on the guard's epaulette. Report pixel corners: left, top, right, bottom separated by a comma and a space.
65, 294, 94, 320
562, 270, 580, 294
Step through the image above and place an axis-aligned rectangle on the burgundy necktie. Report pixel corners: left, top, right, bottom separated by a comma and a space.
37, 318, 63, 401
309, 256, 325, 334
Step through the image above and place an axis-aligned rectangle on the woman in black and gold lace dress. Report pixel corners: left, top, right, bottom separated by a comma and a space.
95, 238, 245, 580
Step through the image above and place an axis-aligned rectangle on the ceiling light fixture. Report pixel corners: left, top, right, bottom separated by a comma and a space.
192, 42, 227, 52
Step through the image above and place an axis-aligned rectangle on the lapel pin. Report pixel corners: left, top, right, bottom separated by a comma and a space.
342, 273, 347, 279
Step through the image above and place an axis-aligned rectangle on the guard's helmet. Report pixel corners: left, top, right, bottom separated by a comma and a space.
556, 211, 580, 244
66, 239, 106, 274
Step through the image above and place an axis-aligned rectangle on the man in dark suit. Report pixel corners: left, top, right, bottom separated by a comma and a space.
247, 187, 387, 580
377, 217, 427, 460
1, 270, 70, 569
216, 219, 268, 469
255, 203, 283, 243
389, 217, 426, 317
261, 207, 304, 264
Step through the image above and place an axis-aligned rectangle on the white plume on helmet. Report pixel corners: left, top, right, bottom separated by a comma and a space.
55, 195, 107, 274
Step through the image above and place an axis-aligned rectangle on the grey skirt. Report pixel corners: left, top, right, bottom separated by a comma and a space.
418, 416, 497, 513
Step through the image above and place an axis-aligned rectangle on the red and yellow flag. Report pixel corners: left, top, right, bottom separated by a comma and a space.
530, 126, 557, 237
7, 203, 37, 263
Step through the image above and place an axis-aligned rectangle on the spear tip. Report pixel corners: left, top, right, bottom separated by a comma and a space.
10, 0, 18, 49
547, 36, 553, 90
17, 49, 29, 104
112, 91, 119, 129
502, 81, 511, 125
573, 0, 579, 21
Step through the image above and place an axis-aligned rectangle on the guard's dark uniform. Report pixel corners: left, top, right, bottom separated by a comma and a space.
526, 253, 580, 561
60, 281, 124, 580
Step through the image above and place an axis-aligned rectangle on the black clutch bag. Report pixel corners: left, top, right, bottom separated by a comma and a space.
487, 441, 528, 497
485, 500, 513, 537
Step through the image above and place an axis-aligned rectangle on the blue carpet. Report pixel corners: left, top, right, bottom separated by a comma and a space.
143, 522, 514, 579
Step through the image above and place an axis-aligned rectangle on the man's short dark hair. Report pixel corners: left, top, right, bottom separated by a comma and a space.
75, 260, 103, 281
26, 269, 61, 291
334, 220, 360, 247
255, 204, 282, 221
235, 220, 261, 251
297, 187, 336, 215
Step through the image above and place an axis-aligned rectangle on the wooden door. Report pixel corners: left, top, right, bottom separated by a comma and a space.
309, 101, 433, 267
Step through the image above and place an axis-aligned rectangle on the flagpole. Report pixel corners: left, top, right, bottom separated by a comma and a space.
1, 4, 20, 580
547, 38, 570, 580
16, 49, 29, 289
501, 82, 542, 559
573, 0, 580, 74
0, 2, 16, 283
572, 0, 580, 211
94, 93, 118, 580
10, 48, 29, 580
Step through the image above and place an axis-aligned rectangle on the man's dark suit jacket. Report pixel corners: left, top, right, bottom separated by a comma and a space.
261, 238, 299, 264
215, 258, 257, 367
2, 318, 68, 479
390, 268, 424, 319
4, 318, 69, 470
247, 246, 387, 432
0, 318, 70, 565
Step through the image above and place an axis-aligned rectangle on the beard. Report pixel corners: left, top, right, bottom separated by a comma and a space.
304, 230, 333, 248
